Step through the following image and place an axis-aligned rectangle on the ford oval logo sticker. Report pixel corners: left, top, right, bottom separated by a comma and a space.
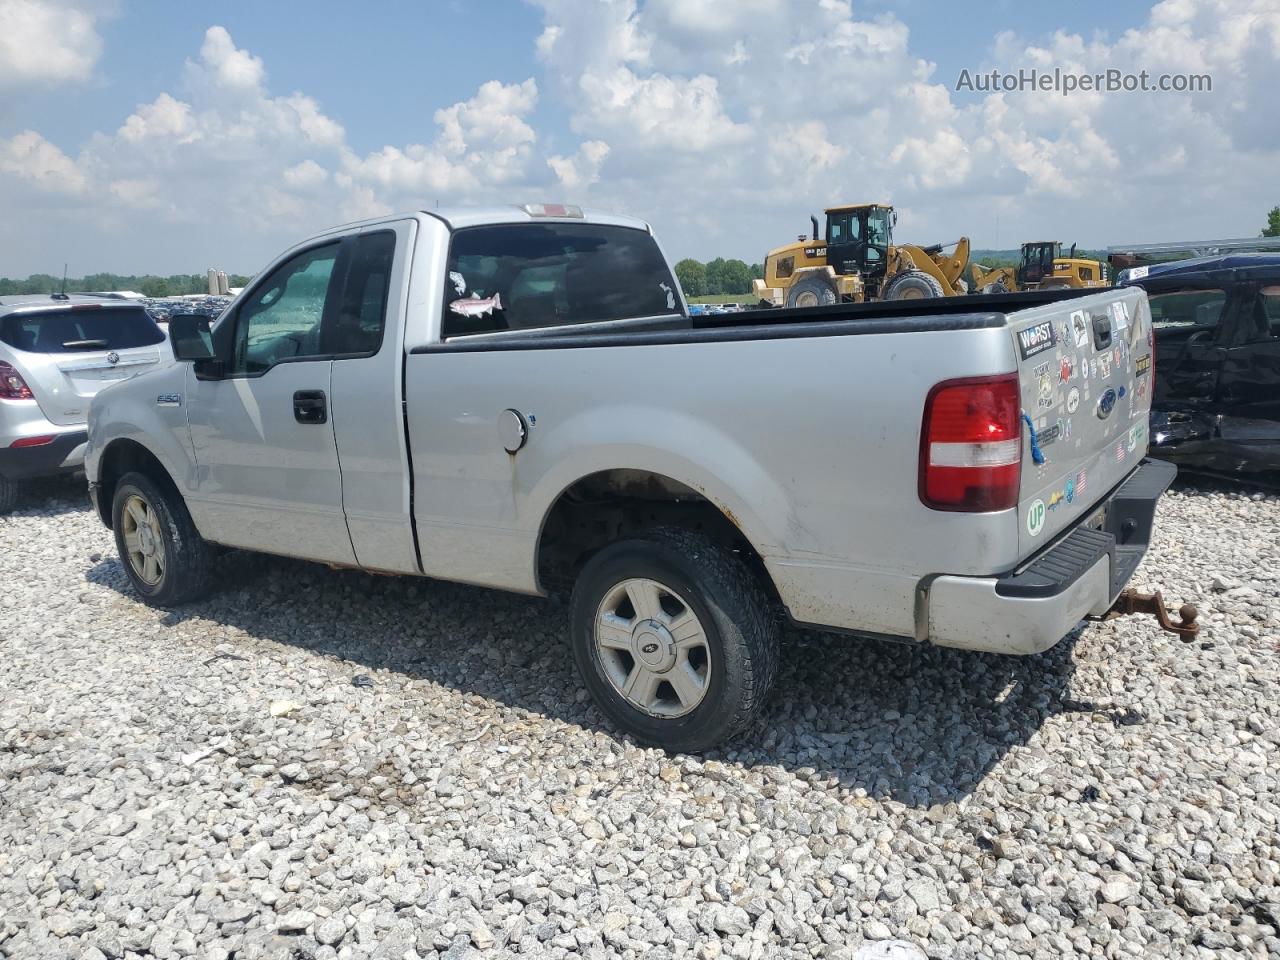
1097, 388, 1117, 420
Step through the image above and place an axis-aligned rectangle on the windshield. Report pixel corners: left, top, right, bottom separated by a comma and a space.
0, 306, 165, 353
867, 208, 891, 248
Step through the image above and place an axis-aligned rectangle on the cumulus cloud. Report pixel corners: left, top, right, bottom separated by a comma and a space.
0, 0, 103, 92
524, 0, 1280, 255
548, 140, 611, 189
0, 131, 85, 193
0, 25, 587, 272
0, 2, 1276, 274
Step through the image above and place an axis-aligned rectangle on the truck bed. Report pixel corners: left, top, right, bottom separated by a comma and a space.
418, 288, 1106, 352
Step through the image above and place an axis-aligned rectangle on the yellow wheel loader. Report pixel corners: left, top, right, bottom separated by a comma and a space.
970, 242, 1110, 294
752, 203, 972, 305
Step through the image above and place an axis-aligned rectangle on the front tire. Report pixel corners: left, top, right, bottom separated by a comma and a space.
785, 274, 838, 309
883, 270, 945, 300
112, 471, 216, 606
569, 529, 779, 752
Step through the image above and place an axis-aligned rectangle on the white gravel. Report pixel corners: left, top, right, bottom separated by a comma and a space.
1, 476, 1277, 959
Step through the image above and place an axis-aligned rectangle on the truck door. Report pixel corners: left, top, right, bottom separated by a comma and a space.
328, 222, 422, 574
185, 239, 357, 565
1213, 281, 1280, 467
1148, 283, 1234, 409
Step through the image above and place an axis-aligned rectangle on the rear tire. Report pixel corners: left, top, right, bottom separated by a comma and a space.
883, 270, 945, 300
112, 471, 216, 607
981, 280, 1011, 295
0, 476, 19, 514
569, 528, 780, 753
785, 275, 838, 309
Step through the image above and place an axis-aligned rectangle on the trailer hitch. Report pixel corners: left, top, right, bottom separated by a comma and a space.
1104, 589, 1200, 640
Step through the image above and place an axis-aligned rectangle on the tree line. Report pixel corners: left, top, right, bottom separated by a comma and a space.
673, 258, 764, 298
0, 273, 252, 299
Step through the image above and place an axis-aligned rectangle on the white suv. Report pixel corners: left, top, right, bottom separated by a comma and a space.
0, 295, 170, 512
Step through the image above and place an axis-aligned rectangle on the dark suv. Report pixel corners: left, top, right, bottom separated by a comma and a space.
1119, 254, 1280, 480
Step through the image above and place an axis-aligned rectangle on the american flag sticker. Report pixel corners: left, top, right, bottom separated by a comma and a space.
1076, 470, 1088, 496
1115, 441, 1126, 462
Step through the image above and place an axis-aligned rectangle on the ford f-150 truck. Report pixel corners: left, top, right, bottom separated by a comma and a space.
87, 204, 1176, 751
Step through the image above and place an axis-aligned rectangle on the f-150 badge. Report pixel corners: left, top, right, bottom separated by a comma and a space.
449, 293, 504, 318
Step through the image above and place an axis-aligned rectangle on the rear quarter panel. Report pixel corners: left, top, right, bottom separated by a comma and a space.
405, 325, 1022, 637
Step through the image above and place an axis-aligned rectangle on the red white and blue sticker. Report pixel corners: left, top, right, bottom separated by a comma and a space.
1018, 320, 1057, 360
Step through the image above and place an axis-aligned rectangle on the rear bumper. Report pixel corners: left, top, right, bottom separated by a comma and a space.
0, 428, 88, 481
926, 458, 1176, 655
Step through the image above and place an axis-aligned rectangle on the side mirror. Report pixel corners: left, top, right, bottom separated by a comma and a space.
169, 314, 216, 362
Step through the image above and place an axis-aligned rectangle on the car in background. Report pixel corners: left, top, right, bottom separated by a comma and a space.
0, 295, 171, 512
1119, 254, 1280, 482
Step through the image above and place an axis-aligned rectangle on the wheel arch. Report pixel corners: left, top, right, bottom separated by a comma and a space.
533, 467, 783, 607
95, 438, 180, 528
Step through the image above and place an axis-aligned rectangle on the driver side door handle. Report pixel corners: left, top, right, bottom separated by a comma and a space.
293, 390, 328, 424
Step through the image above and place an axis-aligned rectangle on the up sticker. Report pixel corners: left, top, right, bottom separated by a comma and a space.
1027, 498, 1047, 537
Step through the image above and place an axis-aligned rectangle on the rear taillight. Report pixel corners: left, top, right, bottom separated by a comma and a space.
920, 374, 1022, 512
0, 361, 34, 400
10, 435, 54, 448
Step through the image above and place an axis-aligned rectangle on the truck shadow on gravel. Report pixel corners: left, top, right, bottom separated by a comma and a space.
5, 475, 93, 518
85, 549, 1090, 809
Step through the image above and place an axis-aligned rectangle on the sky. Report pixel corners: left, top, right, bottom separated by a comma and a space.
0, 0, 1277, 277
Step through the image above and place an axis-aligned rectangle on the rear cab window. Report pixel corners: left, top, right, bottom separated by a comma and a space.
442, 222, 680, 337
0, 306, 165, 354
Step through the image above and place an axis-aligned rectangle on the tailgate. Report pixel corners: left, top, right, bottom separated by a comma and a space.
1011, 287, 1153, 556
43, 345, 167, 424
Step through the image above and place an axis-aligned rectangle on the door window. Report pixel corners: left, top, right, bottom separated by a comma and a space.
233, 244, 339, 374
325, 231, 396, 357
1147, 288, 1226, 332
1251, 285, 1280, 340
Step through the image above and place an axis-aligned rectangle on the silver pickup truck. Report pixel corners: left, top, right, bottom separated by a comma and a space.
87, 205, 1175, 751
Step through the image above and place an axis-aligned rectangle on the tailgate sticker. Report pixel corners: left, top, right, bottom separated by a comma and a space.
1066, 386, 1081, 413
1071, 310, 1090, 348
1017, 320, 1057, 360
1027, 499, 1046, 537
1097, 388, 1117, 419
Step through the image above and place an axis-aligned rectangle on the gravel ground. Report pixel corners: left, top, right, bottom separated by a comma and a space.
1, 477, 1277, 960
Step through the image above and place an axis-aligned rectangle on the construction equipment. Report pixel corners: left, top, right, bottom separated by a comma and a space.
752, 204, 973, 305
970, 242, 1109, 294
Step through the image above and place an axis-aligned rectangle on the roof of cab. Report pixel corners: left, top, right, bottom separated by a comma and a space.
309, 205, 652, 239
1119, 253, 1280, 286
425, 205, 651, 232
